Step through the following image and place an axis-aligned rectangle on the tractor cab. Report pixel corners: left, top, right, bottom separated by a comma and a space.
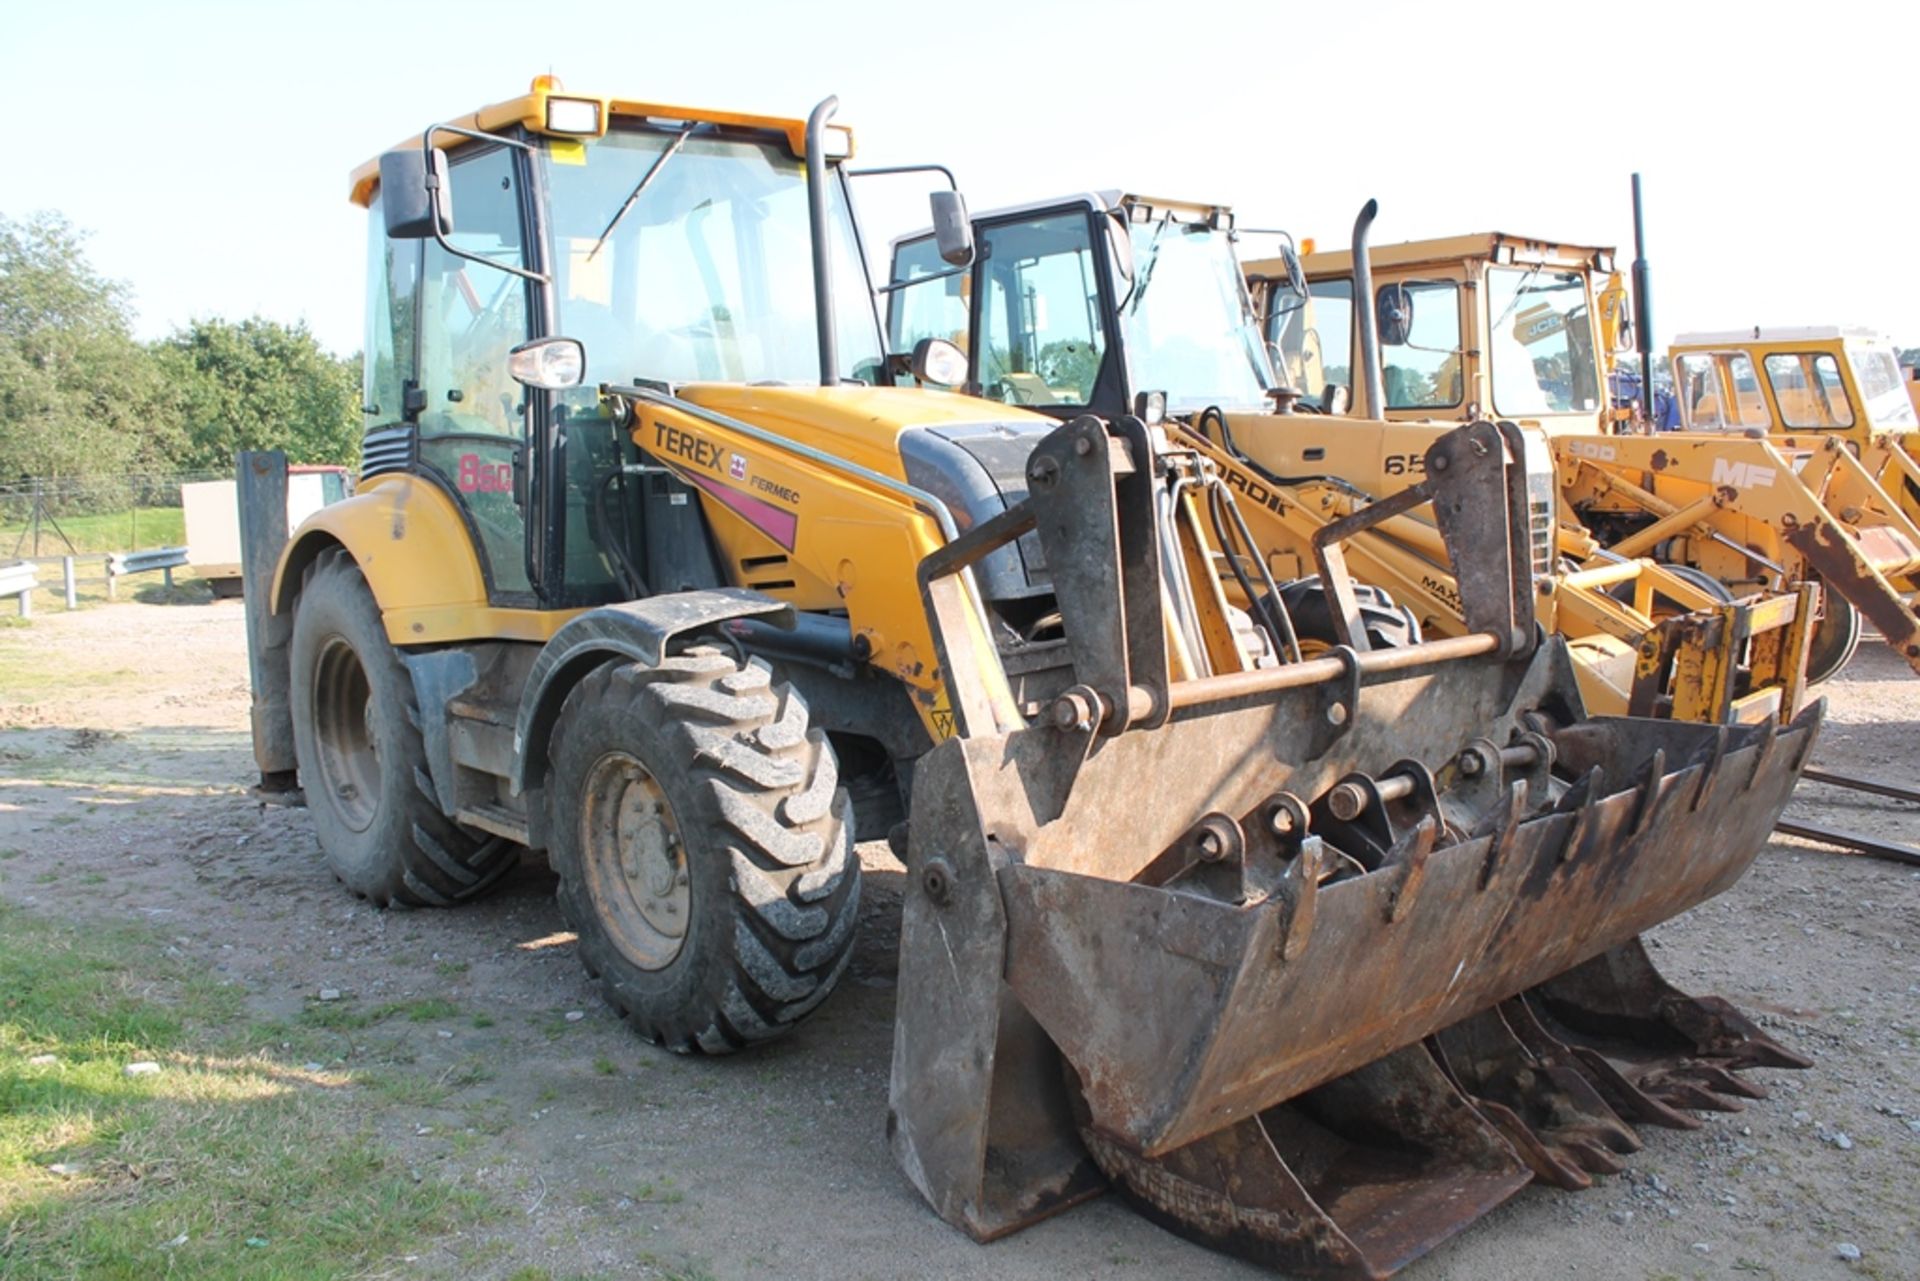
886, 192, 1276, 420
1256, 234, 1620, 432
1669, 326, 1919, 441
348, 77, 896, 618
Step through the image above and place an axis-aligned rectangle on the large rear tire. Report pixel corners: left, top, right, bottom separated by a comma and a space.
547, 650, 860, 1053
288, 548, 516, 907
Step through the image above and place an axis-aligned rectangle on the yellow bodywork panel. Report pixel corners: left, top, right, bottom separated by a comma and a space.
633, 385, 1035, 740
272, 474, 578, 646
1183, 413, 1809, 721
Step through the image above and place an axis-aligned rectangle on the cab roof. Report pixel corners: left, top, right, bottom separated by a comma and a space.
1267, 232, 1614, 279
1672, 325, 1892, 349
889, 190, 1232, 254
349, 77, 855, 207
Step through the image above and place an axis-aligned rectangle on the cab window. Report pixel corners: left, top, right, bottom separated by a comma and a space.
975, 213, 1106, 407
1380, 281, 1462, 410
1678, 352, 1767, 431
1487, 267, 1599, 416
1763, 353, 1854, 429
1276, 278, 1351, 411
887, 236, 971, 365
1678, 354, 1729, 429
362, 194, 418, 431
1847, 346, 1919, 427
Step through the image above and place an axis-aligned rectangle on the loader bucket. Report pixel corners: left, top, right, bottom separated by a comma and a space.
889, 417, 1821, 1278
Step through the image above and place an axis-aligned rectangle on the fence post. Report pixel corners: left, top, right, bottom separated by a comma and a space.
62, 556, 76, 610
239, 451, 300, 795
18, 581, 30, 619
104, 556, 116, 601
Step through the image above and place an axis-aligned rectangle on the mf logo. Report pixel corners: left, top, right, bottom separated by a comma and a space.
1710, 457, 1776, 489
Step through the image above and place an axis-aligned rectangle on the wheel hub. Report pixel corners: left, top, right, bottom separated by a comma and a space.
581, 753, 690, 971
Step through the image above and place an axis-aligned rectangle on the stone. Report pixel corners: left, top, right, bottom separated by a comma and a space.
1836, 1243, 1863, 1263
27, 1054, 57, 1066
124, 1061, 160, 1077
564, 1010, 585, 1022
318, 988, 342, 1001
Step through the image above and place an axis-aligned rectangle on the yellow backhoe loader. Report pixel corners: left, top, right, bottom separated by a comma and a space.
238, 83, 1819, 1280
879, 185, 1824, 1258
887, 193, 1812, 727
1249, 229, 1920, 684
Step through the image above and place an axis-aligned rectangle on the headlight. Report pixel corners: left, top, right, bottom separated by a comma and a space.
545, 97, 602, 135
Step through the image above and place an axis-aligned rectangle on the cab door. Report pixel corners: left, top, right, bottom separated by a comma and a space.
414, 145, 538, 601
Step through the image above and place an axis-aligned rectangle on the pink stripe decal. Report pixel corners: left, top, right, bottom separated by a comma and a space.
680, 468, 799, 551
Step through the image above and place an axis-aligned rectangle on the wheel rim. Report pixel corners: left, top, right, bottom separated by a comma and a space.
580, 752, 691, 971
1806, 588, 1862, 685
312, 636, 379, 833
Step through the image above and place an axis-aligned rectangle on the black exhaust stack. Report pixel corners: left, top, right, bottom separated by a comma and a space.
1351, 199, 1384, 419
1631, 173, 1655, 409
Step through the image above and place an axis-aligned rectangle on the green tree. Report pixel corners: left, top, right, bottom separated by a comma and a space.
155, 318, 360, 471
0, 212, 176, 482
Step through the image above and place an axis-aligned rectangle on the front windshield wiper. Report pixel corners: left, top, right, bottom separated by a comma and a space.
1119, 213, 1176, 314
1488, 262, 1543, 333
587, 123, 703, 262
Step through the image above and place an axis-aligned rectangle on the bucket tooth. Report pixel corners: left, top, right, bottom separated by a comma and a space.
1524, 937, 1809, 1123
1078, 1045, 1531, 1281
1430, 1005, 1640, 1190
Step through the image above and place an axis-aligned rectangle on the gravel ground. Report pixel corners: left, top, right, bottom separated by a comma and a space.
1, 599, 1915, 1280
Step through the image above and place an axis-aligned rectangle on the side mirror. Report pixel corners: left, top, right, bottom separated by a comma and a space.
1377, 284, 1414, 347
1324, 384, 1352, 415
930, 191, 973, 267
910, 337, 967, 387
379, 148, 453, 240
508, 337, 585, 389
1278, 241, 1308, 300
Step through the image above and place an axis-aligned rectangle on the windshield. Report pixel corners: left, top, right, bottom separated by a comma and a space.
538, 128, 883, 387
1486, 266, 1601, 417
1847, 344, 1918, 427
1122, 219, 1273, 414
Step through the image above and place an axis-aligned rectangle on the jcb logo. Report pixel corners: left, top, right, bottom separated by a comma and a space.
1569, 440, 1616, 462
1710, 457, 1775, 489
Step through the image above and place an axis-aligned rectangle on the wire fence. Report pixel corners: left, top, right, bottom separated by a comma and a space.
1, 472, 227, 557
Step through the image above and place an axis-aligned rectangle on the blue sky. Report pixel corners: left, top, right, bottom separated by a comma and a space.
5, 0, 1915, 355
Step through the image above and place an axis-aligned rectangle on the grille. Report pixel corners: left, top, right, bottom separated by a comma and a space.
359, 426, 415, 479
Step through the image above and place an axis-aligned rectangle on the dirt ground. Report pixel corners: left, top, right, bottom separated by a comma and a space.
2, 598, 1917, 1280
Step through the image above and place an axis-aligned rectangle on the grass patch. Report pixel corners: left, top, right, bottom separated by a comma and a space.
297, 995, 461, 1031
0, 902, 487, 1279
0, 506, 185, 556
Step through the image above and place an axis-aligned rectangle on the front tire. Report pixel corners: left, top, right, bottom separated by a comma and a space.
547, 650, 860, 1053
288, 547, 516, 907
